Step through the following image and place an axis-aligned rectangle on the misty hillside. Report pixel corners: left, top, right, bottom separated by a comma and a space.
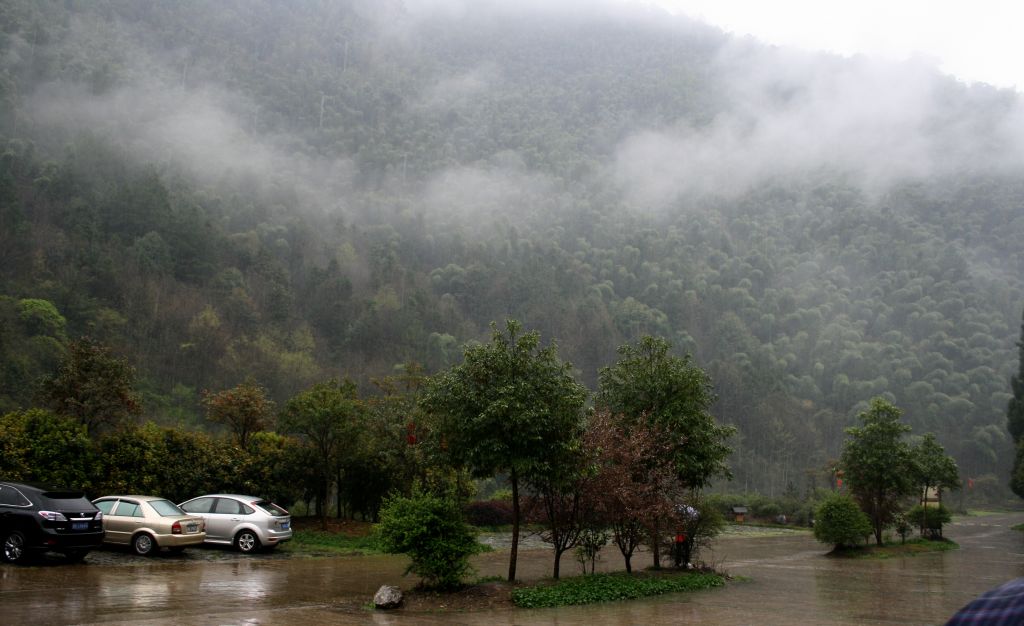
2, 0, 1022, 495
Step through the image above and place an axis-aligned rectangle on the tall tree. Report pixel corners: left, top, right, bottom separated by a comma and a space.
595, 335, 734, 566
202, 379, 275, 450
421, 319, 587, 582
841, 398, 915, 545
584, 409, 678, 573
280, 379, 365, 529
911, 433, 960, 536
38, 337, 142, 434
1009, 308, 1024, 498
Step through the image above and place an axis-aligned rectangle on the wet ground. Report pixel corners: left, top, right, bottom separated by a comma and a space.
2, 512, 1022, 625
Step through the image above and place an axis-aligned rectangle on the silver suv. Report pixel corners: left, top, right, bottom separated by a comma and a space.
178, 494, 291, 553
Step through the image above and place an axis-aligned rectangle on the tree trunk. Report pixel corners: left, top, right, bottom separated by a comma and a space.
336, 467, 343, 519
509, 468, 520, 582
651, 522, 662, 569
553, 548, 562, 579
624, 553, 632, 573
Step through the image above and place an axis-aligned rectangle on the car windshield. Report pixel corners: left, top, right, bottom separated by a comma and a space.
253, 500, 288, 516
148, 499, 186, 516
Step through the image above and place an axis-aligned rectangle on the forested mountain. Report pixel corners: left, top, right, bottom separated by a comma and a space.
2, 0, 1022, 496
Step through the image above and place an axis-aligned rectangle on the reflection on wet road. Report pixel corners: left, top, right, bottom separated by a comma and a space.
2, 513, 1022, 624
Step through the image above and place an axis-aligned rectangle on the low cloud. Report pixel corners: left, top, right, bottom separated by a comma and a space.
614, 40, 1024, 207
28, 79, 355, 213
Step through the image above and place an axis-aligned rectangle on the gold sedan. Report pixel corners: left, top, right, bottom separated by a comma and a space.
92, 496, 206, 556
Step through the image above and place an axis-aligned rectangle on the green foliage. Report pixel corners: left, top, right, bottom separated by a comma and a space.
1010, 309, 1024, 497
0, 409, 93, 488
38, 337, 142, 434
376, 492, 481, 589
511, 571, 725, 608
0, 0, 1021, 505
596, 335, 734, 489
280, 529, 381, 556
421, 319, 587, 581
813, 493, 872, 549
906, 504, 953, 531
280, 378, 366, 524
841, 398, 916, 545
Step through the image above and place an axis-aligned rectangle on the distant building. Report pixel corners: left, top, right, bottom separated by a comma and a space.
731, 506, 748, 523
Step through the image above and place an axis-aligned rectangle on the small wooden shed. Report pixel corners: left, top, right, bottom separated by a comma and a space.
731, 506, 748, 523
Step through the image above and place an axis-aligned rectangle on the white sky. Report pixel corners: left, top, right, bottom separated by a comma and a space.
641, 0, 1022, 90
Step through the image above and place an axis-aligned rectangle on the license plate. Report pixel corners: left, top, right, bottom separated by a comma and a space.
186, 523, 198, 533
281, 522, 289, 530
72, 522, 88, 530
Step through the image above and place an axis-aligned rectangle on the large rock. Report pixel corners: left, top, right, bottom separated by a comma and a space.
373, 585, 403, 609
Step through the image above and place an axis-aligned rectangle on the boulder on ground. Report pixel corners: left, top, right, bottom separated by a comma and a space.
374, 584, 403, 609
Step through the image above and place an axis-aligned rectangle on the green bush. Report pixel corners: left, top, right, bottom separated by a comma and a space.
813, 493, 872, 548
511, 571, 725, 608
376, 491, 481, 589
906, 504, 952, 532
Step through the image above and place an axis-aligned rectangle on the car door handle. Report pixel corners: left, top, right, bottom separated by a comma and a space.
231, 517, 241, 521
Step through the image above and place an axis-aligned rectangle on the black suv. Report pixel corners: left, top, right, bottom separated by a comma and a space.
0, 481, 105, 563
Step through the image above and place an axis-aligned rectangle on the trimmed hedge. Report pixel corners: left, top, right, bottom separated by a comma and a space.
511, 571, 725, 608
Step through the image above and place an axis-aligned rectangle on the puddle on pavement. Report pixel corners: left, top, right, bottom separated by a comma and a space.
3, 513, 1023, 625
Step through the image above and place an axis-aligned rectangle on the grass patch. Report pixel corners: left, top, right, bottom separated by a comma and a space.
831, 538, 958, 560
1012, 523, 1024, 532
279, 529, 382, 556
511, 570, 725, 608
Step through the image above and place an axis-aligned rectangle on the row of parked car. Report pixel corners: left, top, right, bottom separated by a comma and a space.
0, 481, 292, 564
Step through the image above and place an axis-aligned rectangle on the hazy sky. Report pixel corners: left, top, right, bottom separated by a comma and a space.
644, 0, 1020, 90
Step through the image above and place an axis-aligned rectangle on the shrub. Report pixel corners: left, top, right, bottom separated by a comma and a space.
906, 504, 952, 535
813, 493, 872, 548
377, 492, 481, 589
754, 501, 782, 520
464, 499, 514, 526
511, 571, 724, 608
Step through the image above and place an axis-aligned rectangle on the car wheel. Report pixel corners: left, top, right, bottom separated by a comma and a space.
235, 530, 260, 553
1, 530, 28, 564
132, 533, 156, 556
64, 549, 89, 562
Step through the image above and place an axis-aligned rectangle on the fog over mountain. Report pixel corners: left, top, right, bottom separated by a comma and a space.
2, 0, 1022, 497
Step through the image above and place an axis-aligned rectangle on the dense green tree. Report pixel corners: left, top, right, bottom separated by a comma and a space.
0, 409, 93, 488
376, 491, 481, 590
813, 493, 872, 549
596, 335, 734, 566
1009, 308, 1024, 497
279, 379, 366, 529
421, 319, 587, 582
841, 398, 916, 545
596, 335, 734, 489
38, 337, 142, 434
911, 433, 960, 535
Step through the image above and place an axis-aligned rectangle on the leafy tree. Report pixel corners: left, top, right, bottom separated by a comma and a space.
584, 409, 678, 573
596, 335, 734, 490
525, 444, 589, 580
202, 379, 275, 450
1009, 308, 1024, 497
376, 491, 481, 590
421, 319, 587, 582
911, 433, 960, 535
813, 492, 872, 549
280, 378, 365, 528
906, 504, 953, 538
596, 335, 734, 566
38, 337, 142, 433
841, 398, 915, 545
0, 409, 93, 488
